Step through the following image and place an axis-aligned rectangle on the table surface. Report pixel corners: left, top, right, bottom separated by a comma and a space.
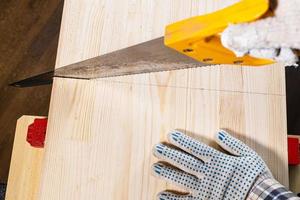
37, 0, 289, 199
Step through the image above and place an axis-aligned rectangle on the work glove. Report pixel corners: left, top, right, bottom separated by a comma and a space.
152, 130, 299, 200
221, 0, 300, 65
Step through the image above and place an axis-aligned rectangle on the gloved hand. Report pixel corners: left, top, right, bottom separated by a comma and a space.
221, 0, 300, 65
152, 130, 299, 200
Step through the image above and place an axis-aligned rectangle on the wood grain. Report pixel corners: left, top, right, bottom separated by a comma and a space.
38, 0, 289, 199
5, 116, 45, 200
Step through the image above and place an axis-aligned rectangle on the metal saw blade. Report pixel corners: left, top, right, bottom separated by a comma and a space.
10, 37, 211, 87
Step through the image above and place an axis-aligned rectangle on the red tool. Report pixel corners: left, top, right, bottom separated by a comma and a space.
288, 137, 300, 165
27, 118, 48, 148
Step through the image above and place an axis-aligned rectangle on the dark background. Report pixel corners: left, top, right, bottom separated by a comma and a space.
286, 67, 300, 135
0, 0, 63, 183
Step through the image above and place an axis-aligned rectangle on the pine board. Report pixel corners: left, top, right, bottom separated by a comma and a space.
38, 0, 289, 199
6, 116, 45, 200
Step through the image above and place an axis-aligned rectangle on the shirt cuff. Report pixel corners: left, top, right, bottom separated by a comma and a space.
247, 172, 300, 200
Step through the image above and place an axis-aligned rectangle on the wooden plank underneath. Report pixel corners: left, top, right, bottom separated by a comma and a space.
6, 116, 45, 200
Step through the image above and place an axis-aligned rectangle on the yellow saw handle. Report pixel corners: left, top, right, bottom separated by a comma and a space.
165, 0, 274, 66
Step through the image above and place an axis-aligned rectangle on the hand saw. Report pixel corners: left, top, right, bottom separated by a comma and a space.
11, 0, 273, 87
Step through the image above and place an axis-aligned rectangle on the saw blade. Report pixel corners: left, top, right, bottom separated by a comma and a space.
10, 37, 211, 87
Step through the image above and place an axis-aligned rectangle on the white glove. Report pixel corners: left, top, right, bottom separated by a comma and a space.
221, 0, 300, 65
152, 130, 299, 200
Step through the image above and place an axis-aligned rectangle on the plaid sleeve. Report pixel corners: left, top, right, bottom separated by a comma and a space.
247, 172, 300, 200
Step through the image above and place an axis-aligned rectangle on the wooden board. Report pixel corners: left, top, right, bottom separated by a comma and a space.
290, 166, 300, 194
6, 116, 45, 200
38, 0, 289, 199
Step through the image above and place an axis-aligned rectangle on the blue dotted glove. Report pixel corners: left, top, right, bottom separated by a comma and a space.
152, 130, 271, 200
